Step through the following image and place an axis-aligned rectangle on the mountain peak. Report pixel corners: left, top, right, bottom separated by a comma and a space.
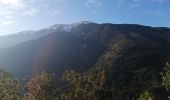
48, 21, 96, 32
79, 21, 95, 24
73, 21, 96, 25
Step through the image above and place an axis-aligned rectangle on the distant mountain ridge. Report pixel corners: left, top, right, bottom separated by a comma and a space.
0, 21, 97, 48
0, 21, 170, 48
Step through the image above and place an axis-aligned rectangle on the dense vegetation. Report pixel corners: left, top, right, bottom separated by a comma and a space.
0, 63, 170, 100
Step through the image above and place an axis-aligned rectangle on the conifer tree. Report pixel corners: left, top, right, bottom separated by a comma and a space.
0, 68, 22, 100
25, 71, 59, 100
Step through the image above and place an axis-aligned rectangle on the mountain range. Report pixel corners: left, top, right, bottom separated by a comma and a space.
0, 21, 170, 99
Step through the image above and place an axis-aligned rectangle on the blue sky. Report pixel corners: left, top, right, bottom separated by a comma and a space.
0, 0, 170, 35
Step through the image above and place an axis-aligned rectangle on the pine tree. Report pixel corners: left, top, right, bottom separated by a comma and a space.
137, 91, 152, 100
0, 68, 22, 100
62, 70, 98, 100
25, 71, 59, 100
162, 63, 170, 91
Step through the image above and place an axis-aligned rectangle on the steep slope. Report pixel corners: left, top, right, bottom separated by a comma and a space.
0, 22, 87, 48
0, 22, 170, 91
0, 22, 107, 78
91, 35, 170, 99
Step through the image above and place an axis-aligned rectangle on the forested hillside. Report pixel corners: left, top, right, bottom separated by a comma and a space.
1, 22, 170, 99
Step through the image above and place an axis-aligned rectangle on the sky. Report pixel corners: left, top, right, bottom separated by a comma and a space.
0, 0, 170, 35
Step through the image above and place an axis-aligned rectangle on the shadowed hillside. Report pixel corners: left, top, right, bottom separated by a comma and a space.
0, 22, 170, 99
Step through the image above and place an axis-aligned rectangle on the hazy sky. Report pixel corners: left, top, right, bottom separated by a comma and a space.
0, 0, 170, 35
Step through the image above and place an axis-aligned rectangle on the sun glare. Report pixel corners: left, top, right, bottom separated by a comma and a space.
0, 0, 20, 5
